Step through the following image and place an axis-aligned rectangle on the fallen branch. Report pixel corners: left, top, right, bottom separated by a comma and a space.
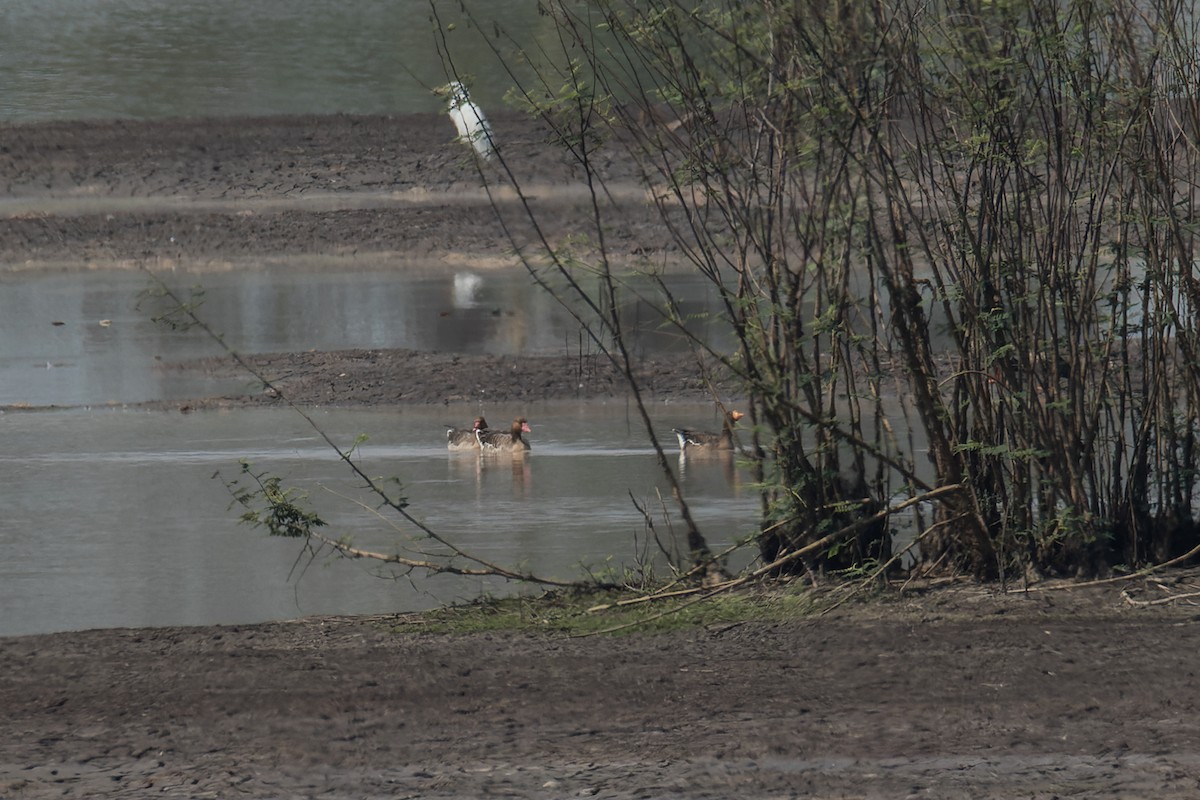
314, 483, 576, 586
817, 512, 968, 617
1009, 540, 1200, 595
1121, 589, 1200, 607
579, 484, 966, 632
303, 527, 577, 586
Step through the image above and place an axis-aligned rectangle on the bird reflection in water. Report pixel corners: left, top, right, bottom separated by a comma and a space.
677, 448, 741, 492
477, 419, 533, 498
447, 416, 533, 498
498, 455, 532, 497
445, 448, 532, 498
447, 449, 487, 502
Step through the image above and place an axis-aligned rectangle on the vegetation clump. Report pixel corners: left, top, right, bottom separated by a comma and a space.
397, 585, 827, 637
483, 0, 1200, 583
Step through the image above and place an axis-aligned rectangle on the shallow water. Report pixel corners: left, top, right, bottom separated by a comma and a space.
0, 402, 757, 637
0, 0, 563, 123
0, 264, 752, 637
0, 0, 525, 123
0, 266, 732, 408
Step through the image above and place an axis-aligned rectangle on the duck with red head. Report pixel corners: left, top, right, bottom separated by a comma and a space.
672, 410, 744, 453
477, 417, 532, 453
447, 416, 489, 450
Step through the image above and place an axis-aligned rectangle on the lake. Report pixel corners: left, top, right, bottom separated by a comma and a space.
0, 267, 757, 637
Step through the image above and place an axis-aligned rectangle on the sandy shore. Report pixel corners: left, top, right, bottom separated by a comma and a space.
3, 114, 1200, 799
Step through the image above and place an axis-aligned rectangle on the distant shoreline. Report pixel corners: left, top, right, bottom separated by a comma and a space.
0, 113, 675, 275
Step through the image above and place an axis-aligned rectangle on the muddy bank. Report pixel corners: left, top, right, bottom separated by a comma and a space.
1, 114, 709, 411
4, 580, 1200, 799
0, 113, 676, 271
163, 347, 739, 409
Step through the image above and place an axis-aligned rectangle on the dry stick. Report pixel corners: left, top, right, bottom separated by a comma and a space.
1012, 539, 1200, 594
628, 489, 693, 580
898, 547, 954, 594
302, 530, 528, 578
816, 512, 969, 618
653, 487, 682, 571
1121, 590, 1200, 607
580, 484, 964, 630
589, 504, 854, 614
318, 484, 577, 586
587, 511, 811, 613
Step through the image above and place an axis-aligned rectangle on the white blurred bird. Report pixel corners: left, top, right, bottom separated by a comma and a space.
441, 80, 495, 161
453, 271, 483, 308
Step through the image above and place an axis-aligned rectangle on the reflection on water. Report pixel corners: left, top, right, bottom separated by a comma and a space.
0, 266, 732, 407
445, 449, 534, 501
678, 449, 743, 489
0, 259, 744, 637
0, 403, 758, 637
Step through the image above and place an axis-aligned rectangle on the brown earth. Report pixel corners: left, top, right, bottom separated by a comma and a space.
4, 580, 1200, 799
164, 347, 739, 409
3, 115, 1200, 799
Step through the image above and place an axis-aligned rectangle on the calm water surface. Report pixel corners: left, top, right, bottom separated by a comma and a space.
0, 0, 578, 123
0, 402, 757, 637
0, 266, 751, 637
0, 267, 731, 408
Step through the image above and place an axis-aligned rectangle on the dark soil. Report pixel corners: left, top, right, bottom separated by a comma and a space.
167, 348, 738, 408
0, 113, 674, 271
4, 580, 1200, 799
3, 115, 1200, 799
